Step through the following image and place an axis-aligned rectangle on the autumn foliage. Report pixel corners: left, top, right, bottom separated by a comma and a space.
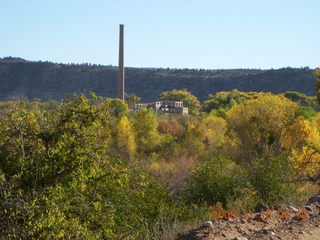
1, 88, 320, 239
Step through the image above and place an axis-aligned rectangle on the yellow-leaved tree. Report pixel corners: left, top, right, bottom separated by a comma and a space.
224, 94, 318, 203
112, 116, 136, 160
199, 115, 227, 155
289, 69, 320, 182
290, 115, 320, 181
225, 94, 310, 164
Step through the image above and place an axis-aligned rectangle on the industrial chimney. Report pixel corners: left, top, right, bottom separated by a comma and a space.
118, 24, 125, 100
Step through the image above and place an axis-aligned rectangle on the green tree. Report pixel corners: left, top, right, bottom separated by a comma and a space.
133, 108, 162, 153
160, 89, 201, 115
105, 98, 128, 118
203, 90, 263, 116
297, 106, 317, 120
0, 94, 188, 240
283, 91, 319, 113
125, 93, 141, 110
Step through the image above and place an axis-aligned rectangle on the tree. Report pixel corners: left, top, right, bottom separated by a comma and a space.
225, 94, 306, 164
199, 116, 227, 155
283, 91, 311, 105
105, 98, 128, 118
160, 89, 201, 115
315, 69, 320, 104
289, 115, 320, 182
112, 116, 136, 160
223, 94, 314, 205
0, 94, 185, 239
125, 93, 141, 110
133, 108, 162, 153
179, 121, 206, 157
157, 118, 185, 138
202, 90, 264, 116
283, 91, 319, 118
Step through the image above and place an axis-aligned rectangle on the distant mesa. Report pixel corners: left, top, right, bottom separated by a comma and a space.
0, 57, 316, 102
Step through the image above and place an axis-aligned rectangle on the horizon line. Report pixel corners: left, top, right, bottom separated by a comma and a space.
0, 56, 318, 71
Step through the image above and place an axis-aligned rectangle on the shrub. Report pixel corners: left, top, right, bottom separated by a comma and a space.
249, 154, 296, 205
182, 157, 239, 208
0, 94, 198, 239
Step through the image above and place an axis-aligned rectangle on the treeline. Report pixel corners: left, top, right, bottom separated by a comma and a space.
0, 57, 316, 102
1, 84, 320, 239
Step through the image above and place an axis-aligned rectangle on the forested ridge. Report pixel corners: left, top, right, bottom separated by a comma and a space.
0, 57, 316, 102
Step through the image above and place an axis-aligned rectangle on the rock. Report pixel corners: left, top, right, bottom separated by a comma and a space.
299, 230, 305, 234
236, 225, 244, 233
292, 215, 304, 221
258, 229, 269, 234
232, 237, 248, 240
308, 194, 320, 204
202, 221, 213, 228
309, 213, 317, 219
256, 228, 274, 235
273, 204, 282, 210
288, 206, 299, 213
255, 203, 269, 212
304, 205, 313, 211
253, 214, 267, 223
240, 219, 246, 223
270, 231, 276, 235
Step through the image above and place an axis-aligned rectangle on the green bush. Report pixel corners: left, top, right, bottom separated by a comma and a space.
249, 154, 296, 205
297, 106, 317, 120
182, 157, 240, 208
0, 94, 197, 240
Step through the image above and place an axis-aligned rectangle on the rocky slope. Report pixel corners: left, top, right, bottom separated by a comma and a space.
179, 196, 320, 240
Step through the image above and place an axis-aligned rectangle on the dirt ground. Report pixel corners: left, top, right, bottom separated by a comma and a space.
178, 203, 320, 240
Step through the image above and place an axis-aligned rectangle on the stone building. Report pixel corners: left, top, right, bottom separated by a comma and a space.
135, 101, 188, 115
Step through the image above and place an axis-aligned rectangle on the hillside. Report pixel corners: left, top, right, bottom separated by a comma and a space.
0, 57, 317, 102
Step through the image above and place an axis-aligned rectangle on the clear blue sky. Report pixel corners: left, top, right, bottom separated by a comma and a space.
0, 0, 319, 69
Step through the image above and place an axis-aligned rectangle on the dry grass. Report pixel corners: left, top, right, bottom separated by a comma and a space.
148, 155, 197, 194
143, 213, 208, 240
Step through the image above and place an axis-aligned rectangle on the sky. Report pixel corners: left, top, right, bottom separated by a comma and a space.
0, 0, 319, 69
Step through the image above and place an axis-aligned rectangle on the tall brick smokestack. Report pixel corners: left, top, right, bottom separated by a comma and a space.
118, 24, 125, 100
